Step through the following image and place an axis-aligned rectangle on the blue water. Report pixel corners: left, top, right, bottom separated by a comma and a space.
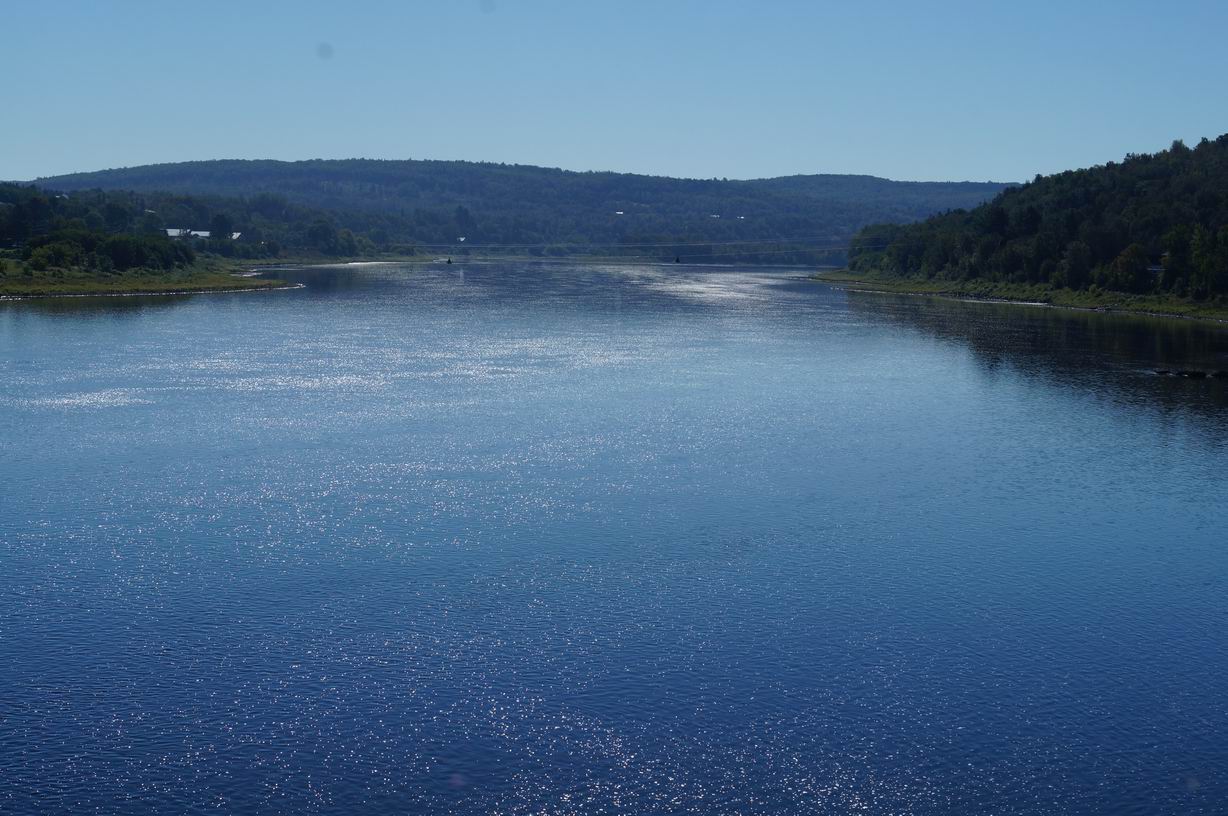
2, 263, 1228, 814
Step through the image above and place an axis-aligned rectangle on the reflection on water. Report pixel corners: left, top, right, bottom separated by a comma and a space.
2, 263, 1227, 815
1, 291, 197, 316
844, 289, 1228, 418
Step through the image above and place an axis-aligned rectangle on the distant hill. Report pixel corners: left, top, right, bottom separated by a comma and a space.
34, 159, 1009, 263
848, 135, 1228, 298
752, 173, 1011, 212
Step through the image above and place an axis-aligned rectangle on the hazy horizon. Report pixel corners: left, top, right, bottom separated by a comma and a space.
5, 1, 1227, 183
24, 154, 1021, 186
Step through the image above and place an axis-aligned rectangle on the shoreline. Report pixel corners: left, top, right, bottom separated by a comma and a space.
246, 256, 831, 271
0, 257, 297, 301
0, 282, 304, 302
2, 257, 820, 301
815, 273, 1228, 326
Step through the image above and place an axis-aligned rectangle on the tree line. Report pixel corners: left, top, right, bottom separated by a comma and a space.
0, 184, 389, 273
848, 135, 1228, 299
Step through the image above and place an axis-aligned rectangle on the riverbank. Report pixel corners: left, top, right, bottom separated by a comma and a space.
0, 258, 286, 299
816, 271, 1228, 323
241, 253, 434, 271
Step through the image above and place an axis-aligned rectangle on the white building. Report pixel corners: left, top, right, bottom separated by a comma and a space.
165, 229, 242, 240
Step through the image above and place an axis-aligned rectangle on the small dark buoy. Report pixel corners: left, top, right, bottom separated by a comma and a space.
446, 258, 452, 265
674, 256, 681, 264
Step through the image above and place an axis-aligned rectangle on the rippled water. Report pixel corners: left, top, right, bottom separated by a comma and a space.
2, 262, 1228, 814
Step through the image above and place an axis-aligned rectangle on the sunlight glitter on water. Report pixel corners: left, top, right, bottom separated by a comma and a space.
2, 263, 1228, 815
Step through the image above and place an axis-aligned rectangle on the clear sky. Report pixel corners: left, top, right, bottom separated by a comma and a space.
4, 0, 1227, 183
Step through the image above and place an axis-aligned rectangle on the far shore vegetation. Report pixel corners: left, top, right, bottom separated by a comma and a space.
33, 158, 1011, 267
841, 135, 1228, 322
0, 181, 368, 297
10, 134, 1228, 307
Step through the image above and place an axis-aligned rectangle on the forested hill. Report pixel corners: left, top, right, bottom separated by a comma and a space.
34, 159, 1008, 262
848, 135, 1228, 299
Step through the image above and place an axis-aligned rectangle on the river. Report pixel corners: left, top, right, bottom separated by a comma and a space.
2, 262, 1227, 814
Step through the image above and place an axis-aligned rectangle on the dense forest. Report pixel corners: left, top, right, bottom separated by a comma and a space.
848, 135, 1228, 299
32, 159, 1008, 264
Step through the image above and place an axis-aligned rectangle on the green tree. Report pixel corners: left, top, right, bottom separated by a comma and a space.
209, 212, 234, 240
306, 219, 338, 253
1108, 244, 1151, 293
1056, 241, 1092, 289
337, 228, 358, 256
1190, 225, 1215, 298
1161, 225, 1193, 292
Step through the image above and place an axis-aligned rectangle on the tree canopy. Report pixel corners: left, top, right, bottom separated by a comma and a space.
848, 135, 1228, 299
0, 183, 377, 270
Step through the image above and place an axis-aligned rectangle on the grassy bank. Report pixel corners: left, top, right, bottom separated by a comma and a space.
0, 257, 286, 298
816, 270, 1228, 323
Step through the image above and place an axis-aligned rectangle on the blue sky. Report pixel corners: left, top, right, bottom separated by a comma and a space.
4, 0, 1226, 182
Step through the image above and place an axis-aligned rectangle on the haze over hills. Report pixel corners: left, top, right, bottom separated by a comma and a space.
34, 159, 1010, 263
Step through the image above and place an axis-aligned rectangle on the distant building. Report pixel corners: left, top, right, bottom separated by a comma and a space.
164, 229, 241, 240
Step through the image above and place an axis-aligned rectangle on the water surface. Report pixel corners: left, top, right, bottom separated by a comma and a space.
3, 262, 1228, 814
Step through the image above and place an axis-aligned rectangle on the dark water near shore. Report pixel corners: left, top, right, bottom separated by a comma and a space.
3, 262, 1228, 815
